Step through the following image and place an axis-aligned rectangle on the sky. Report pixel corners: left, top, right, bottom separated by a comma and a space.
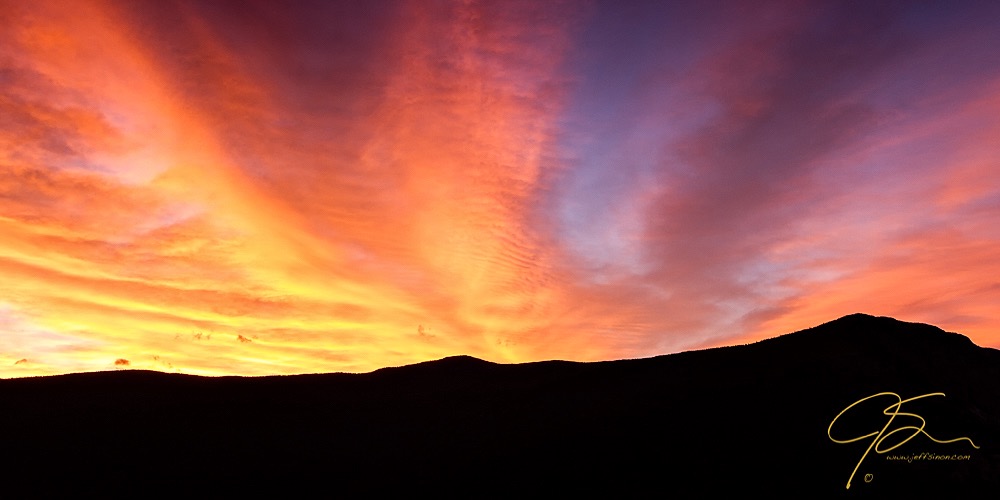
2, 0, 999, 377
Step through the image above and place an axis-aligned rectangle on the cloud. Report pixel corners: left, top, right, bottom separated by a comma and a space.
546, 1, 1000, 352
1, 0, 998, 377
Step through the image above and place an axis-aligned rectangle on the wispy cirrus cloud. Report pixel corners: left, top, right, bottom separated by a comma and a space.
1, 0, 597, 376
550, 0, 1000, 351
2, 0, 999, 377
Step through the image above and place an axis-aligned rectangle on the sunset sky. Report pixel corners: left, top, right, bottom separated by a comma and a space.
2, 0, 999, 377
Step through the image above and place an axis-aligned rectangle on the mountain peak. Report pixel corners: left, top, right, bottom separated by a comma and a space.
371, 354, 496, 376
752, 313, 983, 366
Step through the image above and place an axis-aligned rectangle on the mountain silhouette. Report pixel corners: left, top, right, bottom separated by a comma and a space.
1, 313, 997, 497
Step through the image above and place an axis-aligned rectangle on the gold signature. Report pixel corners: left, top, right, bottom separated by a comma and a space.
827, 392, 980, 490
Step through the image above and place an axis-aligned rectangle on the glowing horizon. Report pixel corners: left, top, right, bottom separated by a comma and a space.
3, 0, 999, 377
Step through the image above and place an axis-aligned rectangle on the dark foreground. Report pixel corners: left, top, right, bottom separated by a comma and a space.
1, 314, 998, 497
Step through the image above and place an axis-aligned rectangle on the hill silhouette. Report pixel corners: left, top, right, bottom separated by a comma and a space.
1, 313, 997, 496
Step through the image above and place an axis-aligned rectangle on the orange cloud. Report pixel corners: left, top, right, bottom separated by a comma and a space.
0, 0, 608, 377
2, 1, 998, 378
